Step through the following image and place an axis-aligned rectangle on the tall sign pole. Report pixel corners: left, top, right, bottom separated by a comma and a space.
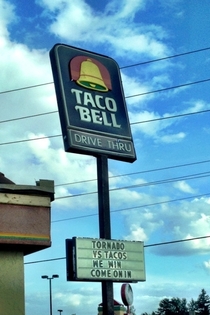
97, 155, 114, 315
50, 44, 140, 315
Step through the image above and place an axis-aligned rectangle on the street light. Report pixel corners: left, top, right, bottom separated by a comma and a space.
57, 310, 63, 315
41, 274, 59, 315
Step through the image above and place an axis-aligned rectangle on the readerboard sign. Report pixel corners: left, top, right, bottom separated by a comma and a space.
50, 44, 136, 162
66, 237, 145, 282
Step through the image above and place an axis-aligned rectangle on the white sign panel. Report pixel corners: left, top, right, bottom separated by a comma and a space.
66, 237, 146, 282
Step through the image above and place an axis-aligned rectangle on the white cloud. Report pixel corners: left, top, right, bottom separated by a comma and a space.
186, 99, 207, 112
26, 132, 99, 209
123, 206, 164, 242
188, 213, 210, 236
129, 111, 163, 135
129, 110, 187, 144
53, 283, 102, 313
37, 0, 170, 59
160, 131, 186, 143
122, 194, 210, 256
125, 224, 148, 241
0, 0, 16, 37
174, 181, 196, 194
105, 0, 146, 19
122, 72, 152, 107
204, 260, 210, 271
0, 11, 100, 201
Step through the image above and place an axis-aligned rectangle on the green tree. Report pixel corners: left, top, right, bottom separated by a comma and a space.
188, 298, 197, 312
156, 297, 188, 315
196, 289, 210, 315
177, 297, 188, 315
140, 289, 210, 315
157, 298, 171, 315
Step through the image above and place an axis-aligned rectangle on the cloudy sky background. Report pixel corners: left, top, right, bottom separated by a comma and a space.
1, 0, 210, 314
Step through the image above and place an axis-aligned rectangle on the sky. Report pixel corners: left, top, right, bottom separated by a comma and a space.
1, 0, 210, 314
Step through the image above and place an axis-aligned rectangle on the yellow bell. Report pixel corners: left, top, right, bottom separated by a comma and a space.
77, 59, 108, 92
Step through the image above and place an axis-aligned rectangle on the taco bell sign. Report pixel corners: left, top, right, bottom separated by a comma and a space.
50, 44, 136, 162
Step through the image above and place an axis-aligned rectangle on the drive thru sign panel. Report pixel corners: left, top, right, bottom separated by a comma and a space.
50, 44, 136, 162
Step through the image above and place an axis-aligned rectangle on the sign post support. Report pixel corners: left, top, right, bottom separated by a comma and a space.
97, 154, 114, 315
50, 44, 141, 315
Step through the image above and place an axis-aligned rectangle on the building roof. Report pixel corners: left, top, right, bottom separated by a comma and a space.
0, 172, 15, 184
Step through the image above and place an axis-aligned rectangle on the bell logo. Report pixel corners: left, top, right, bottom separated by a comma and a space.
50, 44, 136, 162
70, 56, 112, 92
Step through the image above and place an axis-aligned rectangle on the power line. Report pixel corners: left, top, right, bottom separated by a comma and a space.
1, 76, 210, 103
120, 46, 210, 69
0, 110, 208, 194
126, 78, 210, 99
24, 234, 210, 265
52, 192, 210, 223
55, 159, 210, 187
1, 106, 208, 129
55, 171, 210, 200
0, 47, 210, 128
0, 134, 61, 146
1, 46, 210, 96
24, 257, 65, 265
0, 107, 209, 147
0, 82, 53, 95
0, 111, 57, 124
131, 109, 210, 125
144, 235, 210, 248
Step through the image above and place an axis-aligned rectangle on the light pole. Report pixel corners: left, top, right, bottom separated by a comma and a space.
41, 274, 59, 315
57, 310, 63, 315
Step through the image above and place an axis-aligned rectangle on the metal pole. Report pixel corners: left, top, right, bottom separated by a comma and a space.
97, 155, 114, 315
49, 278, 52, 315
42, 275, 59, 315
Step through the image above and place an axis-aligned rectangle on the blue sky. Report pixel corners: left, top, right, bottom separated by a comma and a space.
1, 0, 210, 314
